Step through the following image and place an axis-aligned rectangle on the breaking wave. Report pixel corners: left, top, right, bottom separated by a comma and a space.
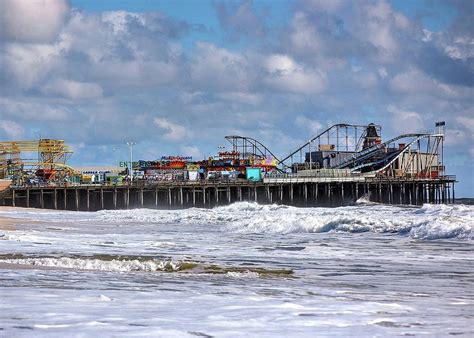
0, 254, 292, 277
0, 255, 192, 272
95, 202, 474, 240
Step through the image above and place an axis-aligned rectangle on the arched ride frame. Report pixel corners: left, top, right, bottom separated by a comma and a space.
278, 124, 377, 167
373, 133, 443, 177
346, 133, 443, 176
224, 135, 281, 162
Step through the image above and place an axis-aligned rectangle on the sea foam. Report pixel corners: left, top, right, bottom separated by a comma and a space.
93, 202, 473, 240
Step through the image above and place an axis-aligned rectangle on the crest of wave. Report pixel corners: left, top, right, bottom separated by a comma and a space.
1, 257, 184, 272
95, 202, 473, 240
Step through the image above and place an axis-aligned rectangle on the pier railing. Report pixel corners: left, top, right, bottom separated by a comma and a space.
8, 174, 456, 190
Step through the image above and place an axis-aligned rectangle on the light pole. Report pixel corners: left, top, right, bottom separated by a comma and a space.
309, 139, 312, 170
126, 141, 135, 181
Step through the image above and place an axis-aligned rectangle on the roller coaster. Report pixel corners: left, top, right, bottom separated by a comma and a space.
226, 122, 446, 179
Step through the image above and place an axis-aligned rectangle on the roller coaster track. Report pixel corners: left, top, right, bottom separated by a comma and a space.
278, 124, 370, 166
332, 133, 429, 169
225, 135, 281, 162
372, 133, 443, 174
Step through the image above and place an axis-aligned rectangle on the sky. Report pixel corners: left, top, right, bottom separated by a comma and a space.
0, 0, 473, 196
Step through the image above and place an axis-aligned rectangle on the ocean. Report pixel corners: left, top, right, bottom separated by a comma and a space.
0, 201, 473, 337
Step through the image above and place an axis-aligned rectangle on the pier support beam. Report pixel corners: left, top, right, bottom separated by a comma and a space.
341, 184, 344, 205
75, 189, 79, 211
126, 188, 130, 209
86, 189, 90, 211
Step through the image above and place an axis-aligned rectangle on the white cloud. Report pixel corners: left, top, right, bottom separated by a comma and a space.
295, 116, 323, 135
0, 0, 69, 42
154, 117, 187, 141
0, 98, 69, 122
264, 54, 327, 94
354, 1, 409, 63
444, 129, 469, 146
42, 79, 104, 99
456, 116, 474, 133
190, 42, 250, 91
101, 11, 146, 35
3, 43, 64, 89
216, 92, 262, 105
353, 72, 378, 88
180, 145, 202, 159
0, 120, 24, 139
387, 105, 425, 134
390, 69, 467, 99
289, 12, 323, 54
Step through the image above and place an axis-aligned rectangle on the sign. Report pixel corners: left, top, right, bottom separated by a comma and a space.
161, 156, 192, 161
120, 161, 139, 167
81, 170, 111, 175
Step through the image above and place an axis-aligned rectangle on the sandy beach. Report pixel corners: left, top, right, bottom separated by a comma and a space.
0, 217, 17, 231
0, 206, 50, 230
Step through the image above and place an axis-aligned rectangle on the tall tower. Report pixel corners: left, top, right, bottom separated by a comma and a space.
362, 123, 381, 149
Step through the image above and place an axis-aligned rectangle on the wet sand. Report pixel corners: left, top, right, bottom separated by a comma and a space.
0, 217, 17, 231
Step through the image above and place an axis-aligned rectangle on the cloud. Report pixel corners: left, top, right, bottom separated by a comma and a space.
263, 54, 327, 94
0, 0, 69, 42
42, 79, 104, 99
456, 116, 474, 132
0, 120, 24, 139
390, 69, 467, 98
190, 42, 251, 91
295, 116, 323, 135
0, 98, 69, 122
302, 0, 345, 13
2, 43, 65, 89
180, 145, 202, 159
216, 0, 267, 40
387, 105, 426, 134
154, 117, 187, 141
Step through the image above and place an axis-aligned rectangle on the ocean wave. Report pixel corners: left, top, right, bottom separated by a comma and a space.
94, 202, 474, 240
0, 254, 293, 277
0, 256, 192, 272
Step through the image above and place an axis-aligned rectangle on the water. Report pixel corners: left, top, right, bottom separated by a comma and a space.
0, 202, 473, 337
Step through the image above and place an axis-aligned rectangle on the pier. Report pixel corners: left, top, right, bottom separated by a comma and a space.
0, 122, 457, 210
1, 176, 456, 211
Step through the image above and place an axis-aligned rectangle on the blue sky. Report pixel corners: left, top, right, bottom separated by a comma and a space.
1, 0, 473, 196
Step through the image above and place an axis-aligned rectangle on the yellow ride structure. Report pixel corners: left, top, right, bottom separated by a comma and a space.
0, 139, 75, 179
